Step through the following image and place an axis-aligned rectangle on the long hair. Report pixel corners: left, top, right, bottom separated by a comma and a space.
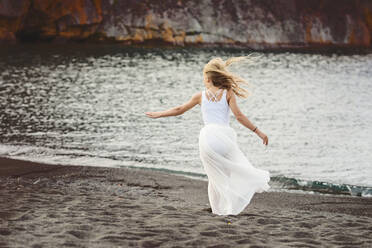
203, 55, 256, 98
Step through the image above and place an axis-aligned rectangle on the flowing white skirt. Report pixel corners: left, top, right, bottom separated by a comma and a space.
199, 123, 270, 215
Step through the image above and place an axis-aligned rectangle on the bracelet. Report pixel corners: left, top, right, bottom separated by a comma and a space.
252, 126, 257, 132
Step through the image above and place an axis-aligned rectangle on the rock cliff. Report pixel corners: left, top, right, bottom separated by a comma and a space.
0, 0, 371, 50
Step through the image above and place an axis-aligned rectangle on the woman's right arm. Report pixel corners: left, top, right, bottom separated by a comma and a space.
145, 92, 201, 118
227, 90, 268, 145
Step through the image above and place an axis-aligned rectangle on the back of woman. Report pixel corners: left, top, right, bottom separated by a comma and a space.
201, 88, 230, 126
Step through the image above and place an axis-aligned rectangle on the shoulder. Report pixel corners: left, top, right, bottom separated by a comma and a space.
192, 91, 202, 99
226, 89, 235, 103
191, 91, 202, 105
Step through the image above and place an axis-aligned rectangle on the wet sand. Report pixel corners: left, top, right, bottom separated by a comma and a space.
1, 157, 372, 247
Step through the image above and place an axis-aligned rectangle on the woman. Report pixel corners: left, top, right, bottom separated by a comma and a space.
145, 56, 270, 215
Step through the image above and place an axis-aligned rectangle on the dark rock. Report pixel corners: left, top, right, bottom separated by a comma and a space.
0, 0, 371, 51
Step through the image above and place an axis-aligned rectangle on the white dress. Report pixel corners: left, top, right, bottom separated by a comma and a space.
199, 89, 270, 215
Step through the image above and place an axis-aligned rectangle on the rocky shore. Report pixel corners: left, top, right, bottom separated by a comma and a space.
0, 0, 371, 51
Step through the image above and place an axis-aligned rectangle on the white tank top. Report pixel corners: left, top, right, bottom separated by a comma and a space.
201, 89, 230, 126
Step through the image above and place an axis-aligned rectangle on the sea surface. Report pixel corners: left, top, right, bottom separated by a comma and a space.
1, 44, 372, 196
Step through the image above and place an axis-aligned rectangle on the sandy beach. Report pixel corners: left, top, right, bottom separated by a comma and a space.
1, 157, 372, 248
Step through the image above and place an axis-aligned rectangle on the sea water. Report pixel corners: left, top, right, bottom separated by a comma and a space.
1, 44, 371, 196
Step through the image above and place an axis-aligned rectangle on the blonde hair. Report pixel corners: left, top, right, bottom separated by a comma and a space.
203, 56, 255, 98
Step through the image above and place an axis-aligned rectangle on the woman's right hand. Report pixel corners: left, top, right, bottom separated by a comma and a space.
145, 112, 162, 118
256, 129, 268, 146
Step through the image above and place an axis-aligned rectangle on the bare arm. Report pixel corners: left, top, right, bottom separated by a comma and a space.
145, 92, 201, 118
227, 90, 268, 145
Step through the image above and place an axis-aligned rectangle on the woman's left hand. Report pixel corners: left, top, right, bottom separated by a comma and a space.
256, 129, 269, 146
145, 112, 162, 118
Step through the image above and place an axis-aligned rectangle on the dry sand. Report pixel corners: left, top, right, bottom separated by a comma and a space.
1, 157, 372, 248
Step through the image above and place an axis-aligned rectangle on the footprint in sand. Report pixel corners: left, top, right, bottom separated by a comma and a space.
66, 230, 89, 239
162, 205, 176, 210
235, 238, 252, 244
206, 244, 232, 248
341, 221, 363, 228
200, 231, 219, 237
292, 231, 315, 239
0, 228, 11, 236
297, 222, 320, 229
257, 218, 280, 225
141, 240, 163, 248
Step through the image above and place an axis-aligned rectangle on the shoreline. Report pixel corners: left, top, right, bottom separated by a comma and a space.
1, 157, 372, 247
2, 153, 371, 198
1, 42, 371, 55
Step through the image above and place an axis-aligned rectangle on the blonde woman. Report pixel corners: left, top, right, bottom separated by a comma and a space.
145, 57, 270, 215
